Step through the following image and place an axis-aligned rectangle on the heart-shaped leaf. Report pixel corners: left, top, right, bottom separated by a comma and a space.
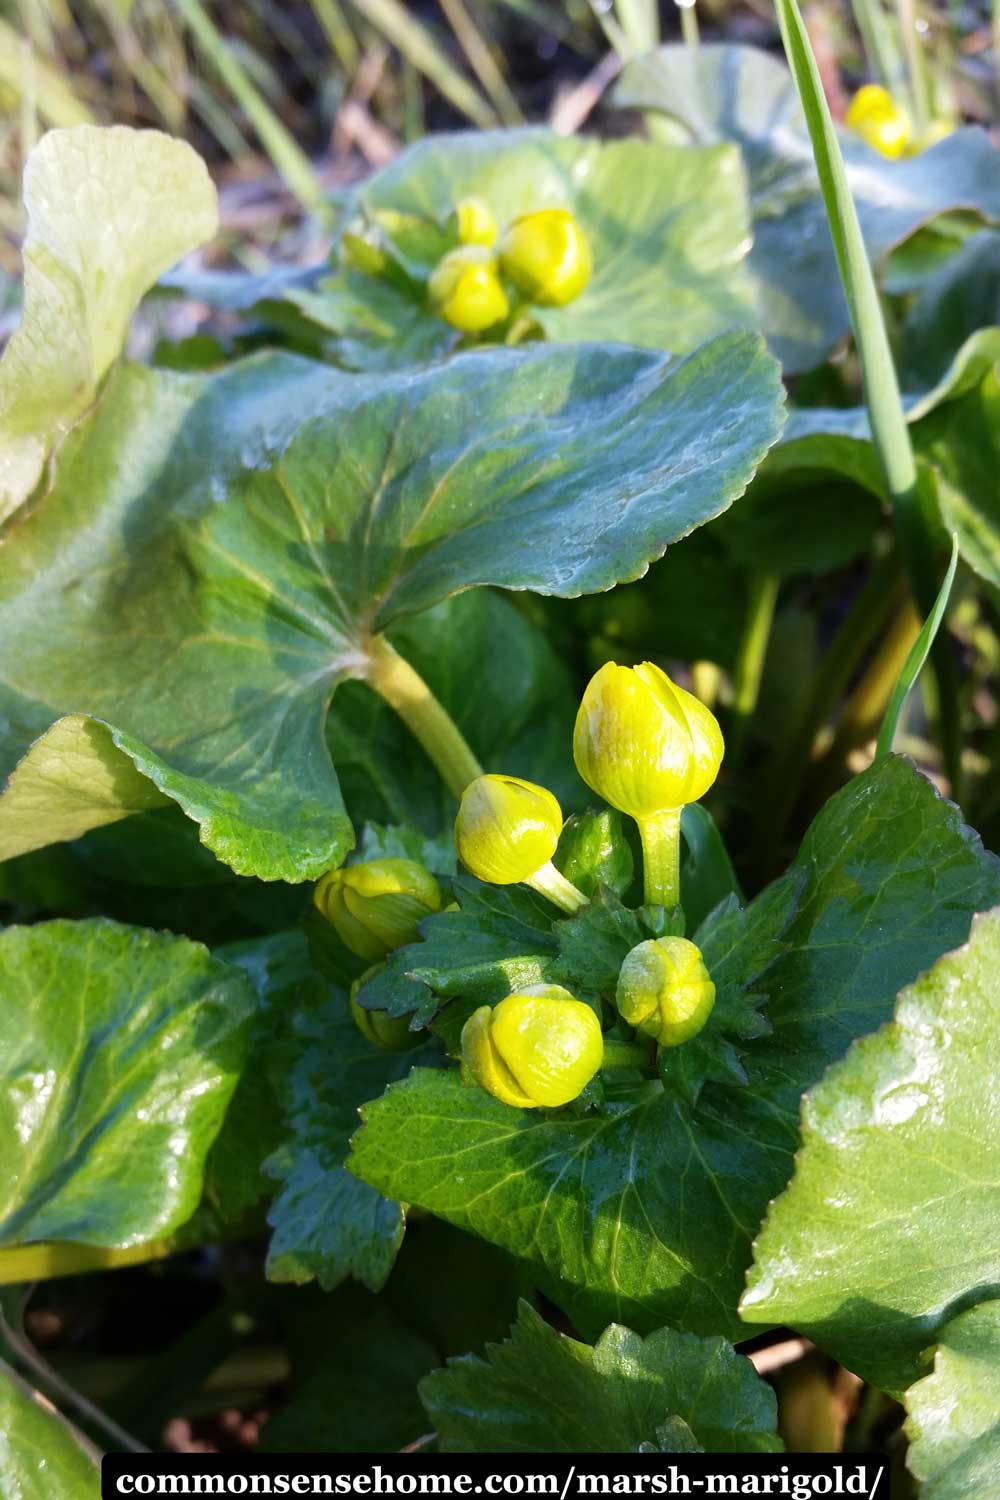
0, 334, 783, 882
0, 125, 217, 524
0, 919, 255, 1248
420, 1301, 780, 1453
350, 758, 1000, 1340
741, 908, 1000, 1393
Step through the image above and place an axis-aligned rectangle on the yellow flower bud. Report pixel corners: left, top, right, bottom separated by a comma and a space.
499, 208, 592, 307
573, 661, 724, 820
461, 984, 604, 1108
845, 85, 911, 159
428, 246, 509, 333
455, 774, 561, 885
616, 936, 716, 1047
452, 195, 498, 248
314, 858, 442, 962
350, 971, 420, 1052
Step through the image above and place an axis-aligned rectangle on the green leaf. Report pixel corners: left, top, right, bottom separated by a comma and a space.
0, 334, 783, 881
0, 919, 255, 1248
900, 230, 1000, 393
679, 804, 742, 933
0, 125, 217, 524
420, 1301, 780, 1454
351, 758, 1000, 1340
614, 46, 1000, 373
263, 976, 439, 1292
0, 1362, 100, 1497
905, 1301, 1000, 1494
741, 907, 1000, 1393
0, 716, 168, 862
356, 879, 558, 1028
555, 809, 634, 900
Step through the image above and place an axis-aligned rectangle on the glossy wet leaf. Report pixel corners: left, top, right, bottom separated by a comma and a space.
905, 1301, 1000, 1494
263, 975, 439, 1292
614, 45, 1000, 372
741, 908, 1000, 1393
0, 335, 783, 882
0, 126, 217, 523
351, 758, 1000, 1339
420, 1301, 780, 1454
0, 919, 255, 1247
0, 1363, 99, 1497
900, 231, 1000, 392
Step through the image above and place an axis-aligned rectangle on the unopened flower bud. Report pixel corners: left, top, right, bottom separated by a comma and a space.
573, 661, 723, 820
617, 936, 715, 1047
499, 208, 592, 307
461, 984, 603, 1108
451, 195, 498, 248
845, 85, 911, 159
428, 246, 509, 332
314, 858, 442, 962
350, 970, 420, 1052
455, 775, 586, 911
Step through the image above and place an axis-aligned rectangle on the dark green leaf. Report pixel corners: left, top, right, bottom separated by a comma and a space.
742, 907, 1000, 1393
351, 759, 1000, 1340
420, 1301, 780, 1453
555, 809, 634, 899
0, 919, 255, 1248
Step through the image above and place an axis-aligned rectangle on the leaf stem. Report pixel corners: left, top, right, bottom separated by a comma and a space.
602, 1038, 654, 1069
637, 807, 683, 908
365, 635, 483, 799
526, 860, 588, 913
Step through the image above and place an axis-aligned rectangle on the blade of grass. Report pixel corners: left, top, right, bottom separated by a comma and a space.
774, 0, 962, 794
310, 0, 360, 73
895, 0, 930, 132
174, 0, 327, 218
848, 0, 900, 90
347, 0, 499, 127
676, 0, 700, 50
876, 534, 959, 759
438, 0, 523, 124
0, 19, 95, 127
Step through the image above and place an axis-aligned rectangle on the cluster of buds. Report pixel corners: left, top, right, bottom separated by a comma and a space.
429, 197, 592, 335
314, 660, 726, 1108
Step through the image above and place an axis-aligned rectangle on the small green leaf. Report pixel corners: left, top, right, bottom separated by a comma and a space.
420, 1301, 780, 1453
741, 908, 1000, 1393
555, 808, 634, 900
905, 1301, 1000, 1492
0, 919, 255, 1249
0, 125, 217, 523
0, 1362, 99, 1497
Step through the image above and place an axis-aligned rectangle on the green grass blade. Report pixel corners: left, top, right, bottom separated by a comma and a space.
876, 534, 959, 760
174, 0, 327, 219
0, 19, 95, 128
347, 0, 499, 128
774, 0, 962, 789
439, 0, 524, 124
848, 0, 901, 90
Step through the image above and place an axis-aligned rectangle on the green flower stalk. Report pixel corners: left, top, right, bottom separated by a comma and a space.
452, 195, 498, 248
350, 971, 421, 1052
429, 246, 509, 332
455, 774, 587, 912
314, 858, 442, 962
461, 984, 603, 1108
573, 661, 724, 908
616, 936, 716, 1047
499, 208, 592, 307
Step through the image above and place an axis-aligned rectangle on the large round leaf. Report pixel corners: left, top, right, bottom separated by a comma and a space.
0, 335, 783, 882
